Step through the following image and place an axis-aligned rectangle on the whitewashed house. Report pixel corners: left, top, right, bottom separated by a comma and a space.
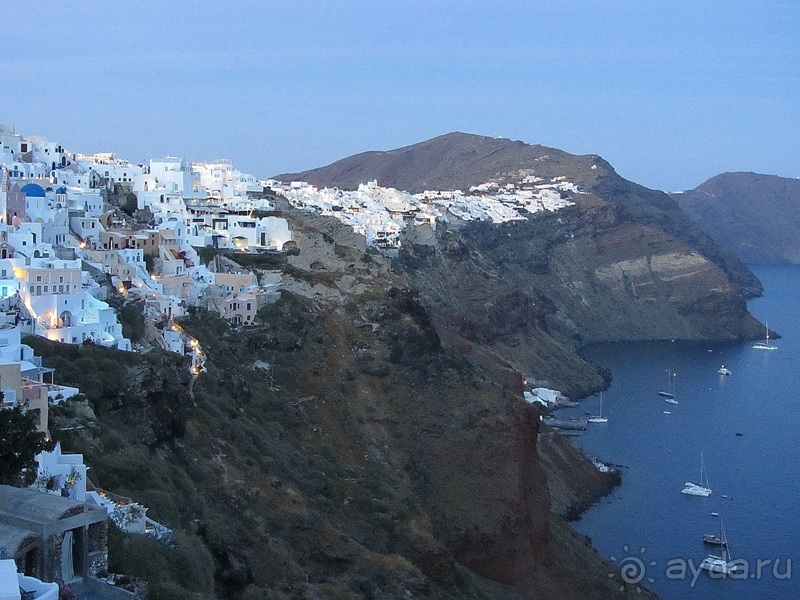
146, 157, 204, 200
13, 257, 131, 350
34, 443, 88, 502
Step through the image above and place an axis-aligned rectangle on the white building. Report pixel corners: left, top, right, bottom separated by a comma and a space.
13, 257, 131, 350
34, 443, 88, 502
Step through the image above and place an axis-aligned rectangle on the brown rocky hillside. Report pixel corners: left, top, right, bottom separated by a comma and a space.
41, 200, 663, 600
41, 133, 777, 600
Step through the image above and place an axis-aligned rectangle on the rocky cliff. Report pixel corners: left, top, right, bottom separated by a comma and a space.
280, 133, 765, 396
673, 171, 800, 264
42, 133, 772, 600
45, 200, 655, 600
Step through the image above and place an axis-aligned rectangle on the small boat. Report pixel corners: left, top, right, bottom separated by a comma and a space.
700, 519, 738, 575
663, 411, 672, 415
718, 365, 731, 376
587, 392, 608, 424
682, 452, 712, 496
753, 322, 777, 350
703, 533, 725, 546
663, 371, 681, 404
710, 512, 719, 517
701, 553, 739, 575
658, 369, 676, 398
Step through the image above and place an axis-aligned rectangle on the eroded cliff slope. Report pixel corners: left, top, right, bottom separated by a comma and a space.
43, 133, 768, 600
46, 202, 654, 600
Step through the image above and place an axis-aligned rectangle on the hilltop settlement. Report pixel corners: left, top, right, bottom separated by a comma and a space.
0, 125, 591, 598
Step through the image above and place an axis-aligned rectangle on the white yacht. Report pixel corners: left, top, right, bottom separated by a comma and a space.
718, 365, 732, 375
682, 452, 712, 496
658, 369, 676, 398
753, 322, 777, 350
700, 520, 738, 575
700, 553, 739, 575
587, 392, 608, 423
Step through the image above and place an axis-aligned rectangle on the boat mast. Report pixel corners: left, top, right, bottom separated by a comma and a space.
700, 451, 711, 488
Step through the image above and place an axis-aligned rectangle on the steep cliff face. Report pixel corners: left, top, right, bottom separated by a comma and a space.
43, 134, 771, 600
277, 133, 764, 396
278, 132, 761, 299
673, 172, 800, 264
394, 200, 762, 398
48, 203, 655, 599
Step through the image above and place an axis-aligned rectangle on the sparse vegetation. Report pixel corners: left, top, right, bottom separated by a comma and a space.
118, 300, 146, 343
108, 528, 215, 600
196, 245, 219, 266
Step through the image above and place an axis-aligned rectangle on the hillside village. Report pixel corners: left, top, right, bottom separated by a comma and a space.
0, 124, 583, 597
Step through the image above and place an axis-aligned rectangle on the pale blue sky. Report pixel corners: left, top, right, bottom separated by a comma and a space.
2, 1, 798, 190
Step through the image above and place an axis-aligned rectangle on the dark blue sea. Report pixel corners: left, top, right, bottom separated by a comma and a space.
569, 265, 800, 599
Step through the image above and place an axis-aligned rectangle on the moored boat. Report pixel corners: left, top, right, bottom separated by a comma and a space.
682, 452, 712, 496
753, 322, 777, 350
703, 533, 725, 545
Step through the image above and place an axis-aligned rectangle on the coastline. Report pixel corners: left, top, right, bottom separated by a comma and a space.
537, 427, 660, 599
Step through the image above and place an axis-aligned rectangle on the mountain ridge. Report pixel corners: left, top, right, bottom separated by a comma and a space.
276, 131, 762, 302
673, 171, 800, 264
274, 131, 605, 194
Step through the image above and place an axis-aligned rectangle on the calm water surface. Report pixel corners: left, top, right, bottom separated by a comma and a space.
570, 265, 800, 599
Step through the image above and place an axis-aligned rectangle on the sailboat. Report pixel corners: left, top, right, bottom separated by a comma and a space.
682, 451, 712, 496
658, 369, 675, 398
753, 322, 777, 350
663, 371, 679, 405
587, 392, 608, 423
700, 518, 739, 575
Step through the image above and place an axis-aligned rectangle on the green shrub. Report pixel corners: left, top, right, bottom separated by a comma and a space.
108, 529, 214, 598
118, 301, 146, 343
